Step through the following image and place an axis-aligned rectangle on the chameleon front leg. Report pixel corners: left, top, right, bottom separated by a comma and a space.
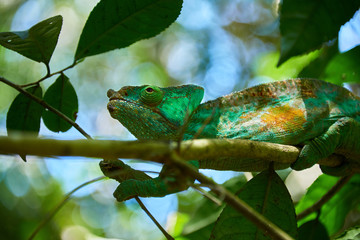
112, 160, 199, 202
291, 117, 360, 175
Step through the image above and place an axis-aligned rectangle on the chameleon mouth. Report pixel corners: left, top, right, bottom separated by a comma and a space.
107, 97, 145, 114
109, 96, 123, 101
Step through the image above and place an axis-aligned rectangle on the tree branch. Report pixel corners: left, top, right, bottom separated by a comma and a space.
0, 75, 170, 239
1, 136, 358, 173
170, 153, 294, 240
0, 76, 91, 139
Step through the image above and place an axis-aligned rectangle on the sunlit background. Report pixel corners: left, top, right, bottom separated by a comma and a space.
0, 0, 360, 239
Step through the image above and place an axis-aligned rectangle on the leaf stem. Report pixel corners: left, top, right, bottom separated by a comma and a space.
20, 61, 77, 88
45, 62, 51, 77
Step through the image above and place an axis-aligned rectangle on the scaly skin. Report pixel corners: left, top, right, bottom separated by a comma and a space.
104, 79, 360, 201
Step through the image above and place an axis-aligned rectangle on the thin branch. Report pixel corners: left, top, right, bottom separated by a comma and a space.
296, 174, 354, 220
28, 176, 106, 240
1, 76, 171, 239
191, 183, 223, 206
170, 153, 294, 240
135, 197, 174, 240
0, 76, 91, 139
20, 61, 77, 88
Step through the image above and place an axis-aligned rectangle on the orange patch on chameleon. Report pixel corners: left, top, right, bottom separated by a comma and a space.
260, 104, 306, 132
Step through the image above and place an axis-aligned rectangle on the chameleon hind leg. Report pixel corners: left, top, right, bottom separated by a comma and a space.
291, 117, 360, 176
112, 160, 199, 202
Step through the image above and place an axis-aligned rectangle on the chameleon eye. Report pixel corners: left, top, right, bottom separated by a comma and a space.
145, 87, 154, 93
140, 86, 164, 106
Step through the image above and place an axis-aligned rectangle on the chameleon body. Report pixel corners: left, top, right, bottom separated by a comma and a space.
105, 79, 360, 201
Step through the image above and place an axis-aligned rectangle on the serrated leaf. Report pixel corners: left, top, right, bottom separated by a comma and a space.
322, 45, 360, 84
0, 15, 62, 64
42, 74, 78, 132
75, 0, 183, 60
278, 0, 360, 66
298, 219, 330, 240
210, 169, 297, 240
296, 175, 360, 236
6, 86, 43, 136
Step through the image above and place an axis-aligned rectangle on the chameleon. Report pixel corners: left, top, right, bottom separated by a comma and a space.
103, 78, 360, 201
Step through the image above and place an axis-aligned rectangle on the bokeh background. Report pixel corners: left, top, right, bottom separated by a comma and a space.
1, 0, 360, 239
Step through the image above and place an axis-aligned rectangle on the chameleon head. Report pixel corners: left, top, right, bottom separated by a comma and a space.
107, 85, 204, 140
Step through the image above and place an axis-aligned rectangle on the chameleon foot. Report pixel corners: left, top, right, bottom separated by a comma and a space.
291, 117, 360, 175
113, 177, 169, 201
110, 160, 199, 201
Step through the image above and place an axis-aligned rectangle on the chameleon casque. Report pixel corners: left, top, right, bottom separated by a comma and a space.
103, 78, 360, 201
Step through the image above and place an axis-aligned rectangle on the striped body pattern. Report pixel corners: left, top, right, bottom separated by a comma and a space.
185, 79, 360, 144
106, 78, 360, 200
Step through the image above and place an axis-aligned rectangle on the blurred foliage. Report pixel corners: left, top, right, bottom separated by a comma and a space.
0, 0, 360, 239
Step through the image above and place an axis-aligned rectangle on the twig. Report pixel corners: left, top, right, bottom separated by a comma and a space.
19, 61, 77, 87
170, 153, 294, 240
0, 76, 172, 239
191, 183, 223, 206
0, 76, 91, 139
135, 197, 174, 240
28, 176, 106, 240
296, 174, 354, 220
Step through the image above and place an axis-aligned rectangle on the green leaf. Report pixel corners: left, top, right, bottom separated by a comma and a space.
298, 219, 330, 240
182, 175, 248, 239
42, 74, 78, 132
253, 50, 319, 80
6, 86, 43, 135
296, 175, 360, 236
278, 0, 360, 66
298, 40, 339, 78
184, 224, 216, 240
322, 45, 360, 84
0, 15, 62, 64
210, 169, 297, 240
75, 0, 183, 60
